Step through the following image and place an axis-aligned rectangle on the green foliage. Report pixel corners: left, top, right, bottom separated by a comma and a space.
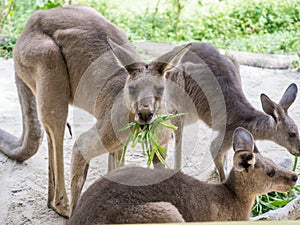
89, 0, 300, 53
192, 0, 300, 53
0, 0, 300, 57
252, 185, 300, 217
96, 0, 300, 54
120, 113, 185, 167
35, 0, 63, 9
213, 30, 300, 54
0, 35, 16, 58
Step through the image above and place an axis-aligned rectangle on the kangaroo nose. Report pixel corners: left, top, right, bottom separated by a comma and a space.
148, 113, 154, 120
292, 175, 298, 182
138, 112, 154, 123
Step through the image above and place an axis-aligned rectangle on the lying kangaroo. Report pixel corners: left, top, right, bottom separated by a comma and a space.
157, 42, 300, 181
67, 127, 298, 224
0, 5, 190, 217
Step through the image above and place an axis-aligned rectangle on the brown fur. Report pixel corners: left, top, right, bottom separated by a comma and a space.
67, 128, 298, 224
160, 42, 300, 181
0, 5, 190, 217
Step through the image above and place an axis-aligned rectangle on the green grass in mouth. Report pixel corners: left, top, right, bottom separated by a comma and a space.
120, 113, 186, 167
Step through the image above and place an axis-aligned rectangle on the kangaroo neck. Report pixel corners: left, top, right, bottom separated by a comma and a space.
242, 113, 276, 140
224, 170, 256, 220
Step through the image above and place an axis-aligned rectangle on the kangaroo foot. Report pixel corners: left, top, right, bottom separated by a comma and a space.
48, 196, 70, 218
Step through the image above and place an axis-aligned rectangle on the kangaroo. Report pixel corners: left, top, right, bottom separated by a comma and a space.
157, 42, 300, 181
67, 127, 298, 224
0, 5, 190, 217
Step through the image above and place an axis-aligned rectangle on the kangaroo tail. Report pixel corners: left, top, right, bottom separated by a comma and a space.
0, 74, 43, 162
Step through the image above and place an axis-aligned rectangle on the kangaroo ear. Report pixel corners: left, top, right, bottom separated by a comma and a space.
155, 43, 192, 76
261, 94, 285, 123
232, 127, 254, 152
233, 128, 256, 171
107, 38, 140, 74
279, 83, 298, 112
233, 150, 256, 172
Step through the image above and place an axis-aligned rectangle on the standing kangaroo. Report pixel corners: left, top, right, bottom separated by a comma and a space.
0, 5, 190, 217
158, 42, 300, 181
67, 127, 298, 224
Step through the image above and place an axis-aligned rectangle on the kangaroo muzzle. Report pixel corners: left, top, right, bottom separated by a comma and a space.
136, 97, 156, 124
138, 110, 154, 123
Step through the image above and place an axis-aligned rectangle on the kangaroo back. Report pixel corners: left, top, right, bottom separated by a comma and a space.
162, 42, 255, 127
14, 5, 140, 101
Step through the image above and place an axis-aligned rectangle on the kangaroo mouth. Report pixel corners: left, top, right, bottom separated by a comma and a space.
275, 183, 297, 193
289, 146, 300, 156
135, 114, 157, 126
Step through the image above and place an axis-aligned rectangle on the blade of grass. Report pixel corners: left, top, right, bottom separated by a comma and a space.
293, 185, 300, 192
145, 132, 150, 156
140, 138, 146, 155
119, 121, 137, 131
155, 150, 169, 168
157, 113, 187, 121
148, 132, 167, 155
293, 154, 298, 172
131, 123, 140, 148
159, 122, 178, 130
147, 146, 157, 168
120, 129, 134, 165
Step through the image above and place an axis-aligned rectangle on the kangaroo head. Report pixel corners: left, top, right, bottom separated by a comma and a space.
109, 39, 191, 125
260, 83, 300, 156
232, 127, 298, 195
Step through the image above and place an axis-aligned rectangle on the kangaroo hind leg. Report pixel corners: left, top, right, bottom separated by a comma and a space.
26, 33, 71, 217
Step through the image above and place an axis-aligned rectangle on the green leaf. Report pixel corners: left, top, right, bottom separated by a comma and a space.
131, 124, 140, 148
293, 154, 298, 172
149, 132, 167, 155
155, 150, 169, 168
159, 122, 178, 130
270, 198, 294, 207
119, 121, 138, 131
259, 200, 277, 210
147, 146, 157, 167
119, 129, 133, 165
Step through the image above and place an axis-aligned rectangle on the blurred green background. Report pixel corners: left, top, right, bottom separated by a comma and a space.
0, 0, 299, 57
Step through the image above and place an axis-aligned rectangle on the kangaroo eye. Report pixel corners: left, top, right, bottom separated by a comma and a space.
289, 133, 296, 138
156, 87, 164, 96
128, 86, 136, 95
267, 170, 275, 177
